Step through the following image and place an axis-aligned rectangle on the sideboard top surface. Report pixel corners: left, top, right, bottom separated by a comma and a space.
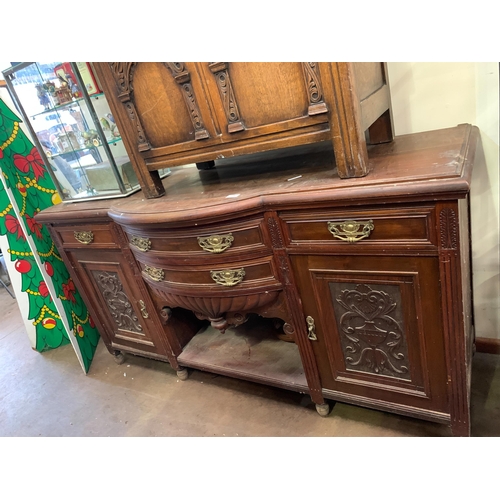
37, 124, 478, 226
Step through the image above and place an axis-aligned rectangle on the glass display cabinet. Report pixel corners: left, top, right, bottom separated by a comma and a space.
2, 62, 169, 202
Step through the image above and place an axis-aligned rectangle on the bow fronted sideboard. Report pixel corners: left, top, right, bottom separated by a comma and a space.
37, 123, 482, 436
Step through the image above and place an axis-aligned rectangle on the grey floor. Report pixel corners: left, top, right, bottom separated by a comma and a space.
1, 284, 499, 437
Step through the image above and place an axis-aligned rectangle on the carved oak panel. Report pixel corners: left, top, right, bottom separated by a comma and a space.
91, 270, 143, 334
329, 282, 411, 380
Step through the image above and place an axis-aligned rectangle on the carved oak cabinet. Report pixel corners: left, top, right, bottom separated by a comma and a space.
91, 62, 393, 198
37, 124, 480, 436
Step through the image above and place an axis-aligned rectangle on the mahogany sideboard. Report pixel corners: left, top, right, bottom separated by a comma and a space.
36, 124, 481, 436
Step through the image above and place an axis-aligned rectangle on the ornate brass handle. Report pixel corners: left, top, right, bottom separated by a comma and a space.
139, 300, 149, 319
327, 220, 374, 243
74, 231, 93, 244
210, 268, 245, 286
144, 265, 164, 282
130, 235, 151, 252
306, 316, 317, 341
198, 233, 234, 253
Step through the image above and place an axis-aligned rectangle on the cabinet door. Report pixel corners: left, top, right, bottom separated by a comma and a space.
66, 249, 169, 358
100, 62, 218, 155
201, 62, 330, 141
291, 255, 449, 414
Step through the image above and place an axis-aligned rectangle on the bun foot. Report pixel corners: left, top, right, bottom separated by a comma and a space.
177, 368, 189, 381
315, 403, 330, 417
113, 351, 126, 365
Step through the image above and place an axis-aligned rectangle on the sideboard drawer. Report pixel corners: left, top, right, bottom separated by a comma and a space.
123, 216, 270, 259
281, 205, 437, 249
139, 255, 281, 292
55, 223, 119, 249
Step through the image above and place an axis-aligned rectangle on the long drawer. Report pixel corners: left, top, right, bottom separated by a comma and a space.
122, 216, 271, 263
137, 255, 282, 294
280, 205, 438, 250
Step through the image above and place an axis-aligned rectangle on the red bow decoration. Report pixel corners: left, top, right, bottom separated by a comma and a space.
38, 281, 50, 298
62, 279, 76, 303
25, 214, 43, 239
13, 147, 46, 181
5, 214, 26, 240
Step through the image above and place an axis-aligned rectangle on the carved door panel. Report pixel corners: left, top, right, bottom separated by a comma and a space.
104, 62, 218, 156
291, 254, 449, 413
201, 62, 330, 142
66, 249, 168, 357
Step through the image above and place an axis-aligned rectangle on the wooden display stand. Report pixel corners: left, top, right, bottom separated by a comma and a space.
37, 123, 482, 436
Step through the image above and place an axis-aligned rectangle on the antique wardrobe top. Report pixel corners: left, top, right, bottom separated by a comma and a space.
38, 124, 479, 226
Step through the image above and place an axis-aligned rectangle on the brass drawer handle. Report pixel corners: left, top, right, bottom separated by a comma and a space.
74, 231, 93, 244
139, 300, 149, 319
210, 268, 245, 286
131, 235, 151, 252
306, 316, 317, 341
144, 265, 164, 282
327, 220, 374, 243
198, 233, 234, 253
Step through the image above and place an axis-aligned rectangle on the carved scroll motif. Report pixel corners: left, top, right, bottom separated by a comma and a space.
208, 62, 245, 133
331, 283, 411, 379
91, 270, 143, 333
301, 63, 328, 116
108, 62, 151, 152
440, 208, 458, 250
163, 63, 210, 140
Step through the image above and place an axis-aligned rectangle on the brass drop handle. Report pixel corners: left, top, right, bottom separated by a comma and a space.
131, 235, 152, 252
306, 316, 317, 341
144, 265, 164, 282
198, 233, 234, 253
74, 231, 93, 244
327, 220, 374, 243
210, 268, 245, 286
139, 300, 149, 319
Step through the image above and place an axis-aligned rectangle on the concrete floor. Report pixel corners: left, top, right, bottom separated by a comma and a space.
1, 285, 499, 437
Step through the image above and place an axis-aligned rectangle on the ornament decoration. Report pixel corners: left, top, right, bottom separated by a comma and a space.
42, 318, 57, 329
33, 304, 61, 326
76, 324, 84, 337
45, 261, 54, 276
14, 258, 32, 274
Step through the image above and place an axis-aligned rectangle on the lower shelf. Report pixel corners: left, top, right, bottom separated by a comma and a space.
177, 315, 309, 393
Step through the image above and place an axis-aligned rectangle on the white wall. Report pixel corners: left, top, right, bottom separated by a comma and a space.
387, 62, 500, 340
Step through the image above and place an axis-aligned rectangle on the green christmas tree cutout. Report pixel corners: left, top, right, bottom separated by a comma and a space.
0, 97, 99, 371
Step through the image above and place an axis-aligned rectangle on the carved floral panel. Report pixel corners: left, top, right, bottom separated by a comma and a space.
329, 282, 411, 380
91, 270, 143, 334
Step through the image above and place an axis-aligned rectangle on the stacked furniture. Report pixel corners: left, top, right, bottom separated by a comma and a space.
36, 63, 482, 436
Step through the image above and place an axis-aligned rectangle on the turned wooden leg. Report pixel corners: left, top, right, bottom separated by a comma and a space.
113, 350, 126, 365
177, 368, 189, 381
210, 316, 228, 333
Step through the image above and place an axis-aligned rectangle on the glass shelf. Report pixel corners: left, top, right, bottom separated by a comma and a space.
47, 137, 123, 159
30, 93, 106, 118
